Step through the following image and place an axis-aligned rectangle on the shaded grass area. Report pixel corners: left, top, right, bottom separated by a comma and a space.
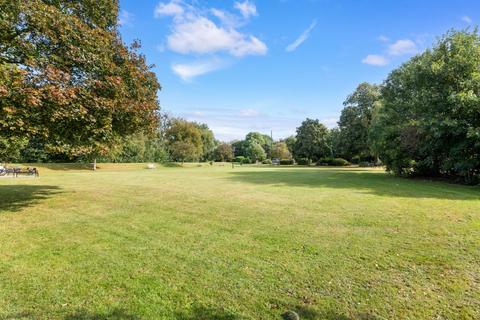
0, 185, 62, 213
227, 168, 479, 200
0, 165, 479, 319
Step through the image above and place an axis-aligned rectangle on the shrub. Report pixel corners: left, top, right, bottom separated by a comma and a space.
280, 159, 294, 165
234, 156, 245, 163
234, 156, 251, 164
351, 155, 361, 164
262, 159, 272, 165
317, 157, 350, 166
332, 158, 350, 166
296, 158, 310, 165
317, 157, 333, 166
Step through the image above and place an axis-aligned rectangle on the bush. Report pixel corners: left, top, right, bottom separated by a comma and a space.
296, 158, 310, 165
317, 157, 333, 166
331, 158, 350, 166
351, 155, 360, 164
280, 159, 294, 165
262, 159, 272, 165
234, 156, 251, 164
317, 157, 350, 166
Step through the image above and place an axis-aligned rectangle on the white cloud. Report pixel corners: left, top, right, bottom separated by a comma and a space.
154, 0, 184, 17
388, 39, 417, 56
167, 16, 267, 56
362, 54, 389, 66
378, 35, 390, 42
462, 15, 472, 24
118, 10, 134, 26
234, 1, 258, 19
239, 109, 260, 117
286, 20, 317, 52
210, 126, 249, 141
363, 37, 418, 66
176, 105, 316, 141
171, 59, 226, 81
155, 1, 267, 58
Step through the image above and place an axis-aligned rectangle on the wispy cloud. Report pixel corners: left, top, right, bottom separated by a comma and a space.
178, 105, 314, 141
362, 54, 389, 66
286, 20, 318, 52
171, 59, 227, 81
378, 35, 390, 43
239, 108, 260, 117
118, 10, 134, 26
462, 15, 472, 24
234, 1, 257, 19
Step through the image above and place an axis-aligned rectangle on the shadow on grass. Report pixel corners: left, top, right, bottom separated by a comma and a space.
174, 306, 244, 320
283, 306, 379, 320
38, 163, 93, 171
64, 309, 139, 320
162, 162, 183, 168
0, 185, 61, 213
228, 169, 480, 200
2, 308, 378, 320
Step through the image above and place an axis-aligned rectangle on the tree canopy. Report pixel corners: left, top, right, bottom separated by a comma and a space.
336, 82, 381, 161
214, 143, 234, 162
271, 141, 291, 159
0, 0, 160, 161
165, 118, 203, 162
370, 29, 480, 183
293, 118, 331, 162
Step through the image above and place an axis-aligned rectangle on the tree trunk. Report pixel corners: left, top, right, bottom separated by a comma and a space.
93, 158, 97, 171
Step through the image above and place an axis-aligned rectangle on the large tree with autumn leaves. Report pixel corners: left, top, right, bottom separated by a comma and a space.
0, 0, 160, 164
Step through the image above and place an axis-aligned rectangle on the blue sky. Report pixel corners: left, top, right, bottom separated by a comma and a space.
118, 0, 478, 141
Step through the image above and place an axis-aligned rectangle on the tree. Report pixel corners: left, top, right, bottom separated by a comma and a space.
0, 1, 160, 167
165, 118, 203, 162
231, 140, 247, 157
271, 141, 291, 159
214, 143, 234, 162
371, 29, 480, 183
99, 132, 168, 163
245, 140, 267, 162
196, 123, 217, 161
293, 119, 331, 162
336, 82, 381, 160
169, 141, 198, 164
284, 136, 297, 156
245, 132, 272, 157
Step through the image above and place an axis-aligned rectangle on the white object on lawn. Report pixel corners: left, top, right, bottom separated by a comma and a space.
146, 163, 156, 169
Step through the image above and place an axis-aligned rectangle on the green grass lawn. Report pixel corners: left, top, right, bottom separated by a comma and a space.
0, 164, 479, 319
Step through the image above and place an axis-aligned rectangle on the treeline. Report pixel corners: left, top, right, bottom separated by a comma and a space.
227, 29, 480, 184
8, 112, 220, 164
289, 29, 480, 184
1, 1, 478, 185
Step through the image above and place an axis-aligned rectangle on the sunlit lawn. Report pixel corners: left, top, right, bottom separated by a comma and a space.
0, 164, 479, 319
